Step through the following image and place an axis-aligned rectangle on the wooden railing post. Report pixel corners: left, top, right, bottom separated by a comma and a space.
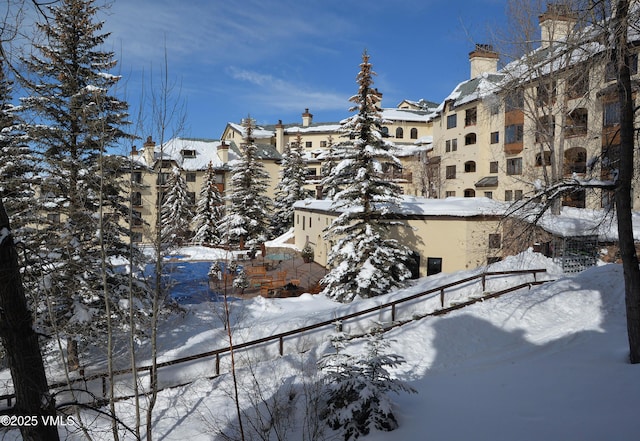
215, 353, 220, 376
482, 273, 487, 291
440, 288, 445, 308
279, 336, 284, 356
391, 304, 396, 322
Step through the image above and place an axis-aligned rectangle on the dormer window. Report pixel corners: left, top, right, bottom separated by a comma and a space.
181, 149, 196, 158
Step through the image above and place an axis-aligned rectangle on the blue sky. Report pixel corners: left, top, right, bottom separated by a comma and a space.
98, 0, 508, 148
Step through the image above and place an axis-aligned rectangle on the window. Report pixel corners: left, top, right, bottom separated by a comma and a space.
567, 72, 589, 99
305, 141, 312, 148
157, 172, 170, 185
488, 233, 502, 249
133, 210, 143, 226
396, 127, 404, 139
536, 81, 557, 106
446, 165, 456, 179
320, 141, 327, 147
465, 133, 477, 145
132, 232, 143, 243
566, 108, 588, 136
536, 151, 552, 166
507, 158, 522, 175
410, 128, 418, 139
47, 213, 60, 224
181, 149, 196, 158
514, 190, 523, 200
465, 107, 477, 126
186, 172, 196, 182
427, 257, 443, 276
160, 160, 173, 168
451, 139, 457, 151
605, 53, 637, 81
187, 191, 196, 205
447, 114, 457, 129
445, 140, 451, 152
603, 101, 620, 127
464, 161, 476, 173
505, 124, 524, 144
490, 131, 499, 144
302, 216, 305, 230
464, 189, 476, 197
535, 115, 555, 143
490, 161, 499, 173
132, 171, 142, 184
484, 191, 493, 199
381, 127, 389, 137
505, 190, 513, 201
505, 89, 524, 111
132, 192, 142, 206
445, 191, 456, 197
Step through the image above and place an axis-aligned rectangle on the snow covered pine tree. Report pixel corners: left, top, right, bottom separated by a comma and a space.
17, 0, 147, 369
193, 161, 224, 246
218, 116, 272, 256
161, 166, 195, 247
321, 50, 413, 302
272, 133, 308, 237
318, 324, 415, 440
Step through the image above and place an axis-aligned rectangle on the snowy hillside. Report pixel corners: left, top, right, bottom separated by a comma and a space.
3, 250, 640, 440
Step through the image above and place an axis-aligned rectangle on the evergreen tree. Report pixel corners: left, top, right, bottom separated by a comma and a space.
319, 325, 415, 440
272, 133, 308, 237
219, 116, 272, 256
17, 0, 145, 367
0, 62, 37, 238
193, 161, 224, 246
320, 50, 412, 303
160, 167, 195, 247
320, 135, 337, 199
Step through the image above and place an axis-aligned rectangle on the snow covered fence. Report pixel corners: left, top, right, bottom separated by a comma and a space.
0, 268, 550, 409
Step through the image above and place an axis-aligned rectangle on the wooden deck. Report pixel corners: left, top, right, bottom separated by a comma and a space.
209, 254, 328, 298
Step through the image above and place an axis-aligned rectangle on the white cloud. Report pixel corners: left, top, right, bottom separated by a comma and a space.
227, 67, 348, 112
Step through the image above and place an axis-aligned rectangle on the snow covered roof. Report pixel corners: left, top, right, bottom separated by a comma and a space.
381, 107, 435, 123
227, 122, 274, 139
131, 138, 225, 170
533, 207, 640, 241
294, 196, 507, 218
435, 72, 505, 113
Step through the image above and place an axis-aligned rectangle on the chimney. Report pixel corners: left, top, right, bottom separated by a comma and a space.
143, 136, 155, 165
469, 43, 499, 78
539, 3, 577, 49
131, 145, 138, 156
275, 119, 286, 153
218, 140, 229, 163
302, 108, 313, 127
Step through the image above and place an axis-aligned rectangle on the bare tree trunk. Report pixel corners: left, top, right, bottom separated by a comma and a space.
0, 200, 60, 441
613, 0, 640, 363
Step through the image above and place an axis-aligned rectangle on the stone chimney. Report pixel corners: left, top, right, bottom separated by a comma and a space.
275, 119, 285, 153
131, 145, 138, 156
142, 136, 155, 165
302, 108, 313, 127
539, 3, 577, 49
469, 43, 499, 78
218, 140, 229, 164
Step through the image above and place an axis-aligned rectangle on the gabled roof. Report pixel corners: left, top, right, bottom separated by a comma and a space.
132, 137, 225, 171
227, 140, 282, 161
436, 73, 505, 113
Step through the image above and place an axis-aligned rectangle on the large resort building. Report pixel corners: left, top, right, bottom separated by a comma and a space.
123, 2, 639, 275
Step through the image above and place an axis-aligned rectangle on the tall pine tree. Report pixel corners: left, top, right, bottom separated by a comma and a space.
219, 117, 272, 256
17, 0, 145, 368
193, 161, 224, 246
0, 61, 37, 239
321, 50, 412, 303
272, 133, 308, 237
160, 167, 194, 247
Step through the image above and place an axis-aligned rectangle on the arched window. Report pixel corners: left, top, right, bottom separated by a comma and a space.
410, 128, 418, 139
465, 133, 477, 145
396, 127, 404, 139
464, 161, 476, 173
464, 188, 476, 197
564, 146, 587, 175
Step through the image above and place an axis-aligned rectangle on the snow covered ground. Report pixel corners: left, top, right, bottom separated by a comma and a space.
3, 247, 640, 440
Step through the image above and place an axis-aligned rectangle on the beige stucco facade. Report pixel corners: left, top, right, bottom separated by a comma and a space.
293, 198, 504, 277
